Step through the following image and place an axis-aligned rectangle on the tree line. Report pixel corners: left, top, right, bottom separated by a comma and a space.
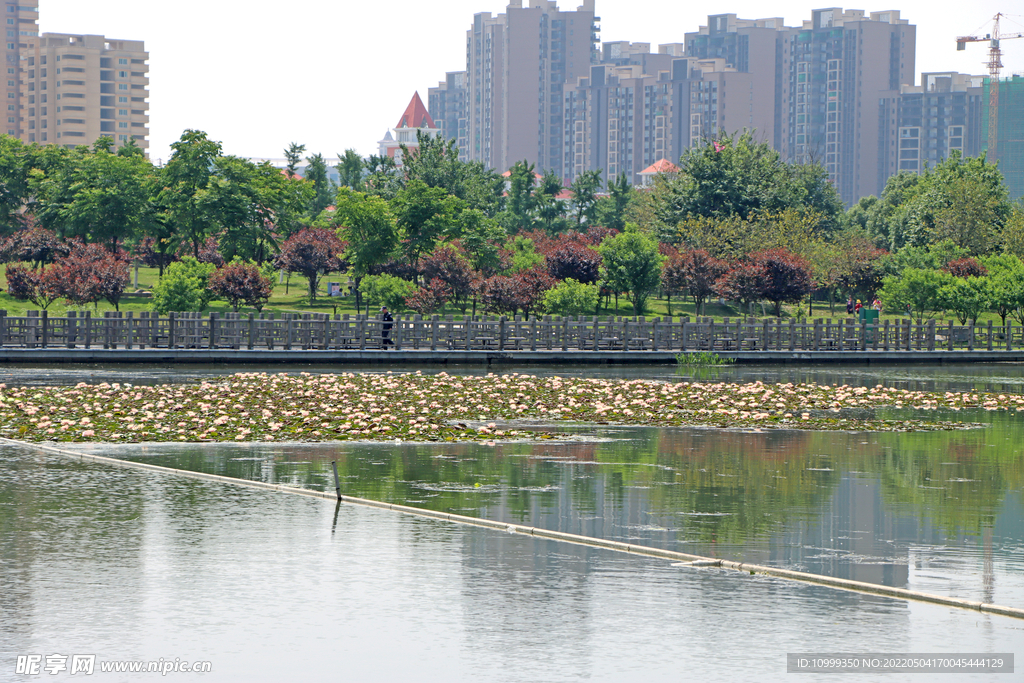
1, 128, 1021, 322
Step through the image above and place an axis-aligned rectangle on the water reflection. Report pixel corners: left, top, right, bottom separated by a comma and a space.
1, 447, 1020, 681
74, 409, 1024, 609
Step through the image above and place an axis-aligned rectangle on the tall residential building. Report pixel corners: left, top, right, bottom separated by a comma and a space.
683, 13, 791, 149
465, 0, 599, 176
878, 71, 984, 187
562, 47, 776, 185
4, 0, 38, 137
782, 9, 915, 205
20, 33, 149, 152
984, 75, 1024, 199
427, 71, 469, 162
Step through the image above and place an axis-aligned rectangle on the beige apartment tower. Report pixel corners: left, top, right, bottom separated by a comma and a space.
20, 33, 149, 152
4, 1, 38, 137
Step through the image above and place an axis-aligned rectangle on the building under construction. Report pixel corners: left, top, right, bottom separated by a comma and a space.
983, 74, 1024, 199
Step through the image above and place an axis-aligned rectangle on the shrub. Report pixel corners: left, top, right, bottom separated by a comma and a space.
543, 278, 598, 316
151, 257, 216, 314
358, 274, 417, 312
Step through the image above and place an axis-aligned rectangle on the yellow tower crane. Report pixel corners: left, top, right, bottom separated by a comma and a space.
957, 13, 1024, 159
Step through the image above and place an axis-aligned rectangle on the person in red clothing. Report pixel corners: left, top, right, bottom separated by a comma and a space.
854, 299, 863, 314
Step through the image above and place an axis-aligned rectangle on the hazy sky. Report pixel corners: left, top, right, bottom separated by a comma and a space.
42, 0, 1024, 165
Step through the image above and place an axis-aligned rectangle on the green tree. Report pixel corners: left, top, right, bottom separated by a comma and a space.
304, 152, 335, 217
158, 129, 223, 258
507, 236, 544, 273
938, 277, 989, 325
499, 160, 538, 233
535, 171, 569, 235
31, 144, 156, 251
982, 253, 1024, 325
457, 209, 507, 276
284, 142, 305, 177
873, 152, 1010, 253
0, 135, 32, 234
336, 149, 364, 191
399, 132, 504, 216
543, 278, 599, 316
569, 170, 602, 228
331, 188, 401, 313
877, 268, 952, 323
598, 226, 665, 314
660, 132, 842, 231
151, 257, 215, 313
594, 172, 633, 232
358, 274, 417, 312
391, 180, 465, 269
210, 157, 294, 265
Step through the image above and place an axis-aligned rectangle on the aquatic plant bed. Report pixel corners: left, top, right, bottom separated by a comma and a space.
1, 371, 1017, 444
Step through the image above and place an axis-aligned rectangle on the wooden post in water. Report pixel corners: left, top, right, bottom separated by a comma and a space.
331, 461, 341, 501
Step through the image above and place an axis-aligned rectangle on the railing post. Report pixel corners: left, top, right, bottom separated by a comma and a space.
285, 314, 293, 350
813, 319, 821, 351
166, 312, 175, 349
126, 312, 134, 349
208, 312, 216, 350
394, 315, 403, 350
430, 315, 438, 351
40, 310, 48, 348
358, 315, 366, 351
987, 320, 993, 351
561, 316, 568, 352
651, 319, 659, 351
1008, 322, 1014, 351
530, 317, 538, 351
498, 316, 506, 351
84, 311, 92, 349
247, 313, 255, 350
948, 320, 955, 351
927, 319, 935, 351
968, 322, 974, 351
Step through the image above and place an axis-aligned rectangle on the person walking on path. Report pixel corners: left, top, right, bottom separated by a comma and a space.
846, 297, 854, 315
380, 306, 394, 348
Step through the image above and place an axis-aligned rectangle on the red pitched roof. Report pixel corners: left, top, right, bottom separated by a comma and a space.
396, 92, 435, 130
640, 159, 680, 175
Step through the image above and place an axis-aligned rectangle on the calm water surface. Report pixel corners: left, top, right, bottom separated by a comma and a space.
1, 447, 1021, 682
1, 363, 1023, 680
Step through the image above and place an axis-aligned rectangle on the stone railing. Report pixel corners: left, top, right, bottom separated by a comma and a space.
1, 310, 1021, 353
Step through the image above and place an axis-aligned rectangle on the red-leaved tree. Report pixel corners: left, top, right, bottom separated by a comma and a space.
716, 249, 812, 317
546, 241, 601, 284
4, 264, 63, 309
197, 235, 226, 268
668, 249, 729, 316
420, 245, 475, 313
481, 267, 555, 317
58, 243, 130, 310
405, 277, 452, 315
274, 228, 346, 302
1, 227, 72, 268
943, 257, 988, 279
209, 261, 274, 312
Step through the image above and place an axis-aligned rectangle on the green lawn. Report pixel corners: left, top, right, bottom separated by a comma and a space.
0, 263, 1016, 326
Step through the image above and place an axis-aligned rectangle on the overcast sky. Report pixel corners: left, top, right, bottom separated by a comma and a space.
41, 0, 1024, 165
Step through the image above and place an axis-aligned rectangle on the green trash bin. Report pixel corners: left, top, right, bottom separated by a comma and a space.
859, 308, 879, 342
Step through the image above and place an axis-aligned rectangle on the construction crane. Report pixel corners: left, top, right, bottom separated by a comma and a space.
957, 13, 1024, 159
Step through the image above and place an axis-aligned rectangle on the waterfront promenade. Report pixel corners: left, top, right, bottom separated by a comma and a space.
2, 310, 1024, 364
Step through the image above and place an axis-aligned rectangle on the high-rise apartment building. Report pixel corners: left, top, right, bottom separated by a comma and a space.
4, 1, 38, 137
20, 33, 149, 152
428, 71, 469, 162
878, 71, 984, 188
684, 13, 789, 149
465, 0, 599, 176
782, 9, 915, 205
983, 75, 1024, 200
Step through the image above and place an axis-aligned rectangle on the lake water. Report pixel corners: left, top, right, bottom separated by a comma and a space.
2, 363, 1023, 680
